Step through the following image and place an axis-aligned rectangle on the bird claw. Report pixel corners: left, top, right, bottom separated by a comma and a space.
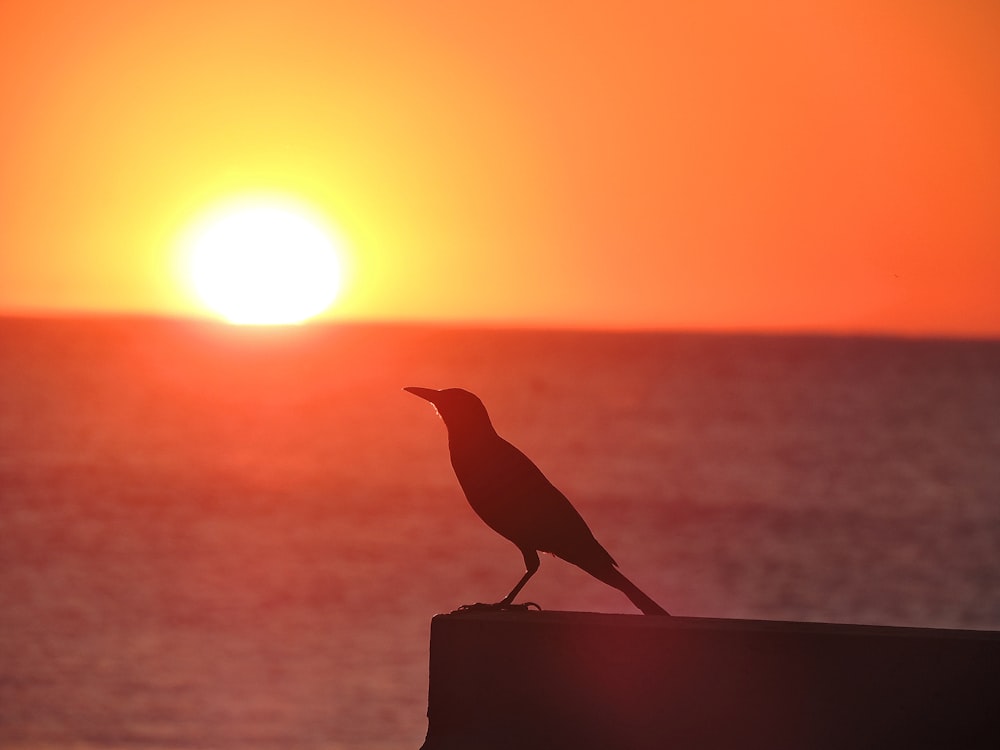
452, 601, 542, 614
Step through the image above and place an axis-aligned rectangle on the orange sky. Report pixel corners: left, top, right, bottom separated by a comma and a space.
1, 1, 998, 335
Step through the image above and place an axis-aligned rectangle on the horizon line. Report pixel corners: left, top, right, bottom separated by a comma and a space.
1, 308, 998, 343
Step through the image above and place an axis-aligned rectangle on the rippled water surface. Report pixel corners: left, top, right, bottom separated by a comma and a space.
2, 319, 998, 748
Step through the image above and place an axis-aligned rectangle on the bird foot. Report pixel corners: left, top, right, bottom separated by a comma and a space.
452, 601, 542, 614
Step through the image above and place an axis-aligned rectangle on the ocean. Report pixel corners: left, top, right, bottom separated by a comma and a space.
1, 318, 998, 749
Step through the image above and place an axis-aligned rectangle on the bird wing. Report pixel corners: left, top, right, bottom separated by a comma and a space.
451, 436, 617, 569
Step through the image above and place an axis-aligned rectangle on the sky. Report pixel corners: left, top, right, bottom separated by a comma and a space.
1, 1, 998, 335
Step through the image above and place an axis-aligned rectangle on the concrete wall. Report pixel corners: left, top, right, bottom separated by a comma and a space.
420, 610, 999, 750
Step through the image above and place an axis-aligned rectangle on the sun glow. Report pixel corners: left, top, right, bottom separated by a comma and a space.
181, 199, 346, 325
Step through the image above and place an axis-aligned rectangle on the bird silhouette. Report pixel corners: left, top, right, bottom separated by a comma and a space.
404, 386, 669, 615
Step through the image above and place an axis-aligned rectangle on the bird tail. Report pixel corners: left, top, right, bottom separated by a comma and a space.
595, 565, 670, 616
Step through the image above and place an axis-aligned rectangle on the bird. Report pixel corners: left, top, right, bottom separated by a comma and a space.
404, 386, 669, 616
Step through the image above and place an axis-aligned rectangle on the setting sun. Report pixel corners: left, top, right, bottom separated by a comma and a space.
180, 199, 346, 325
2, 2, 999, 335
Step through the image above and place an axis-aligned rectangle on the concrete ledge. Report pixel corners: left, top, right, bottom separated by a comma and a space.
421, 611, 1000, 749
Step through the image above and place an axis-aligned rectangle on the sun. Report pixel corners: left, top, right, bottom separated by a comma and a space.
180, 198, 347, 325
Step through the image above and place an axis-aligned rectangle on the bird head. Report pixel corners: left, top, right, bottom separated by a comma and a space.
404, 387, 496, 435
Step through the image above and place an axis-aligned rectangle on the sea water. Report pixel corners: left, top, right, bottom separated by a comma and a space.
1, 318, 998, 749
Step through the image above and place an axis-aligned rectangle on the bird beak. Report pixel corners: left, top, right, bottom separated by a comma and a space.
403, 386, 439, 403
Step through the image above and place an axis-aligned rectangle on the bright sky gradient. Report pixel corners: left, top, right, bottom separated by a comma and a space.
1, 1, 998, 334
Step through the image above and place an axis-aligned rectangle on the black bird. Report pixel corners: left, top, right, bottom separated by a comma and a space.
404, 386, 669, 616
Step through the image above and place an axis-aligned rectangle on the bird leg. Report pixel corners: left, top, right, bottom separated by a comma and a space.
500, 548, 540, 606
454, 549, 541, 613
